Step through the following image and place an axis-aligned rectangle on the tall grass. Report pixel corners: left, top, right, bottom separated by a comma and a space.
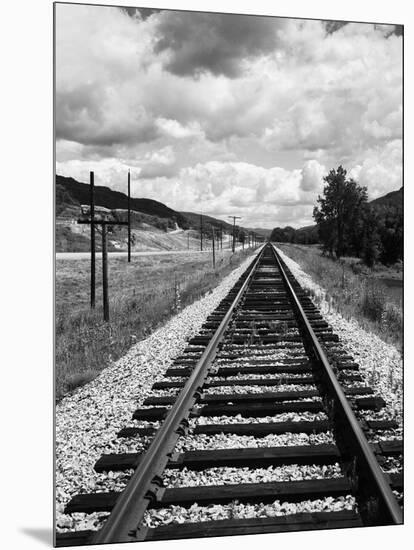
277, 244, 402, 350
55, 249, 254, 400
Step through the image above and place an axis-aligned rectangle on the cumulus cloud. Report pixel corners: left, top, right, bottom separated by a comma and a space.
139, 146, 178, 178
349, 140, 402, 198
300, 160, 326, 192
55, 5, 402, 227
154, 11, 285, 77
155, 118, 204, 139
262, 21, 402, 161
55, 4, 162, 146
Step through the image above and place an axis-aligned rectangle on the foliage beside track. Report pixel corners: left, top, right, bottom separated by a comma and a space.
276, 243, 402, 351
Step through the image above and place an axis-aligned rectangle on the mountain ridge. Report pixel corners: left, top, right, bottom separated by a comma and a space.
56, 174, 269, 235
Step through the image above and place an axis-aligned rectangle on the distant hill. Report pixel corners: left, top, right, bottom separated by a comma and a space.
370, 187, 402, 210
179, 211, 234, 234
246, 227, 272, 238
56, 175, 190, 229
180, 212, 270, 238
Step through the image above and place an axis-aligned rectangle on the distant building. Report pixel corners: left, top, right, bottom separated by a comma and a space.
80, 204, 115, 221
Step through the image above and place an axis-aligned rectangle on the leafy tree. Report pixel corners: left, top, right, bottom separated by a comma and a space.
313, 166, 368, 258
359, 206, 382, 267
376, 205, 403, 264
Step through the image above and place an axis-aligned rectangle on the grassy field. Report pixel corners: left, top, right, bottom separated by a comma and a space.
55, 248, 256, 400
276, 243, 402, 351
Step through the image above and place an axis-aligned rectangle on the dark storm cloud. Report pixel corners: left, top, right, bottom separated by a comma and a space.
122, 7, 161, 20
325, 20, 402, 38
380, 24, 404, 37
324, 20, 348, 34
154, 11, 284, 77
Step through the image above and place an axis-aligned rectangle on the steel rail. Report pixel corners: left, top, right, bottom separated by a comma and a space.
270, 244, 403, 525
91, 245, 266, 544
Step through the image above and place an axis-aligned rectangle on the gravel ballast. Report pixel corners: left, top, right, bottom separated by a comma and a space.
174, 432, 334, 452
161, 463, 343, 488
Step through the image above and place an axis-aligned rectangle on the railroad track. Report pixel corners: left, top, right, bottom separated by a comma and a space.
57, 243, 403, 546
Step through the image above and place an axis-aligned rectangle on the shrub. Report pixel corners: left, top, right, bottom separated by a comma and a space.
381, 302, 402, 337
360, 281, 386, 322
276, 243, 402, 350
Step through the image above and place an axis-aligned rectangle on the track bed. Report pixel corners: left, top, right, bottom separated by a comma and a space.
56, 244, 402, 546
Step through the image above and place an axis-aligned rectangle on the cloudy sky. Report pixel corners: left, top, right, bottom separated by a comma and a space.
55, 4, 402, 228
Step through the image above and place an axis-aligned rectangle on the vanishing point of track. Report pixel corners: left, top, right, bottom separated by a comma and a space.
57, 243, 403, 546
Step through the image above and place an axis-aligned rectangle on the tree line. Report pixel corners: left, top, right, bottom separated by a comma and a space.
269, 225, 319, 245
313, 166, 402, 266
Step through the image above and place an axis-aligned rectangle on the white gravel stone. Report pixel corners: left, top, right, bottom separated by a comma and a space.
55, 253, 257, 532
162, 463, 343, 488
57, 512, 110, 533
174, 432, 334, 451
191, 412, 328, 426
210, 373, 311, 381
203, 384, 316, 395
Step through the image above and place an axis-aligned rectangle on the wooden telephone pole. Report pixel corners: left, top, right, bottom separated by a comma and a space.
127, 170, 131, 262
228, 216, 241, 253
212, 227, 216, 269
90, 171, 96, 308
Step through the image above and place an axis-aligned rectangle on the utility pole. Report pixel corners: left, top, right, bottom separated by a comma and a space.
200, 214, 203, 251
187, 232, 190, 250
90, 171, 95, 308
228, 216, 241, 253
79, 219, 129, 321
127, 170, 131, 263
220, 225, 223, 249
101, 223, 109, 321
212, 227, 216, 269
